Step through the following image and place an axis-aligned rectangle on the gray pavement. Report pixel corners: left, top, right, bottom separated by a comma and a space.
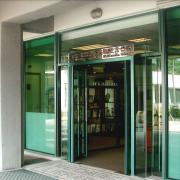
24, 159, 145, 180
0, 160, 161, 180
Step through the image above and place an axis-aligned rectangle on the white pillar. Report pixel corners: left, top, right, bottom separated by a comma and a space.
0, 22, 22, 170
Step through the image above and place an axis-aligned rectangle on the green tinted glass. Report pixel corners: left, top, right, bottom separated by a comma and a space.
25, 36, 56, 155
167, 7, 180, 179
134, 55, 162, 177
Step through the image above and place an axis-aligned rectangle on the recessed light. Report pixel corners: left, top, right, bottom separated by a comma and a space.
128, 38, 151, 43
35, 54, 53, 57
170, 45, 180, 49
45, 70, 55, 74
72, 44, 110, 51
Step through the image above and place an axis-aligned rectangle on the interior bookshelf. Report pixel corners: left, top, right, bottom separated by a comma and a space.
87, 77, 122, 136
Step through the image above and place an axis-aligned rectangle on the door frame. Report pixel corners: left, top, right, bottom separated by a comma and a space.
66, 56, 134, 174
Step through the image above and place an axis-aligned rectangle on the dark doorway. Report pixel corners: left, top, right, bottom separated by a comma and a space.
73, 61, 130, 173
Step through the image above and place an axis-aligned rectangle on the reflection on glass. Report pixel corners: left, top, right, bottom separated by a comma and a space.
61, 14, 159, 64
73, 68, 86, 159
61, 67, 69, 159
25, 36, 56, 155
135, 56, 162, 177
135, 59, 146, 176
167, 7, 180, 179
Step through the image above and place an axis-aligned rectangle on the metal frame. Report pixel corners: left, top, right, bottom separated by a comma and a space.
84, 70, 88, 158
130, 58, 135, 176
60, 57, 132, 67
64, 56, 133, 174
159, 9, 168, 180
55, 33, 61, 156
124, 60, 131, 175
69, 65, 74, 162
21, 30, 26, 166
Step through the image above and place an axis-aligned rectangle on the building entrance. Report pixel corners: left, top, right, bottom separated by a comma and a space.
73, 61, 131, 173
60, 12, 161, 177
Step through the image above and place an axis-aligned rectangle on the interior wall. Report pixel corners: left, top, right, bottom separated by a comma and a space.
54, 1, 157, 31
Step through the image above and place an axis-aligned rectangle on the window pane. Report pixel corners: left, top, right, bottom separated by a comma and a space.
61, 66, 69, 159
25, 36, 56, 155
167, 7, 180, 179
134, 56, 162, 177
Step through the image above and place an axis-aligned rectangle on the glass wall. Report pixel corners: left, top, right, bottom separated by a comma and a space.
25, 36, 56, 155
167, 7, 180, 179
134, 55, 162, 177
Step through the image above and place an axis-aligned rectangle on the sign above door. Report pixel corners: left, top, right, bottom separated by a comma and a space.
68, 44, 134, 62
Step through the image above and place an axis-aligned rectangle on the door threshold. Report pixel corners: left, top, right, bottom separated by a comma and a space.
24, 150, 60, 161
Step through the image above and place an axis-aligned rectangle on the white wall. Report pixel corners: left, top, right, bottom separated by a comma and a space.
54, 1, 157, 32
0, 22, 22, 170
0, 23, 2, 170
0, 0, 59, 22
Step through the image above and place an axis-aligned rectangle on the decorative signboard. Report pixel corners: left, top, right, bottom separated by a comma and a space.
101, 45, 134, 59
69, 44, 134, 62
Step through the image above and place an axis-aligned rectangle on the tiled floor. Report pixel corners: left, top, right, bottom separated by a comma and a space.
0, 150, 161, 180
0, 160, 162, 180
24, 160, 144, 180
78, 148, 124, 173
0, 169, 55, 180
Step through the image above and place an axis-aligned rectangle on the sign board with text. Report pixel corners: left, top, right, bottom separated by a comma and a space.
68, 44, 134, 62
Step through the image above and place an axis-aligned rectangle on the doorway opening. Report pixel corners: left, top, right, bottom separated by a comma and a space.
73, 61, 130, 173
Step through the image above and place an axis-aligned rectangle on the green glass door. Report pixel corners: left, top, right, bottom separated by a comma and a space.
70, 59, 132, 173
25, 36, 56, 155
73, 66, 87, 160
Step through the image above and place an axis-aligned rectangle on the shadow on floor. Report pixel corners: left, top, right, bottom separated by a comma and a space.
77, 147, 124, 173
24, 154, 50, 165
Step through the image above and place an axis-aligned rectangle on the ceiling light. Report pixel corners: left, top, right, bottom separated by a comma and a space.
170, 45, 180, 49
72, 44, 110, 51
133, 50, 152, 54
45, 70, 55, 74
91, 8, 103, 19
35, 54, 53, 57
128, 38, 151, 43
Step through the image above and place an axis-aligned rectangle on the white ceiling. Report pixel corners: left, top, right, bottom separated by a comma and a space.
62, 23, 159, 51
0, 0, 89, 23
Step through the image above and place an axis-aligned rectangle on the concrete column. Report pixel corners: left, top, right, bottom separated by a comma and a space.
0, 22, 22, 170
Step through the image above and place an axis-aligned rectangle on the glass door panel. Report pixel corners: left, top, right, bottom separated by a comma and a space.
166, 7, 180, 179
151, 57, 162, 176
134, 55, 162, 177
25, 36, 56, 155
134, 56, 146, 176
73, 67, 87, 159
61, 66, 69, 159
